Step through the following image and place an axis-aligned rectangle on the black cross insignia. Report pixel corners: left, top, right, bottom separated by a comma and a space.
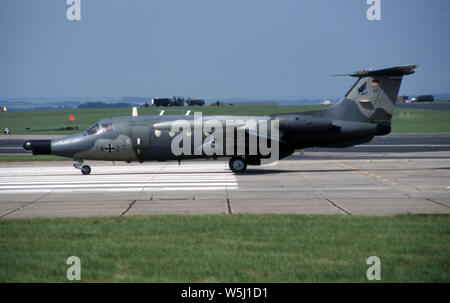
105, 144, 115, 153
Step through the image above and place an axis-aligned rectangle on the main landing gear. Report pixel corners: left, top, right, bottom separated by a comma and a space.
228, 156, 247, 173
74, 160, 91, 175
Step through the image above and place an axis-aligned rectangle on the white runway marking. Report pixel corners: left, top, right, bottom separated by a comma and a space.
0, 163, 238, 193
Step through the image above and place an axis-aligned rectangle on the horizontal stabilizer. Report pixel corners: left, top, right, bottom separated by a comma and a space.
333, 65, 418, 78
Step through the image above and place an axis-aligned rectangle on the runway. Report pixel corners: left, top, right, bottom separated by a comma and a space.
0, 163, 237, 193
303, 133, 450, 157
0, 155, 449, 218
0, 135, 62, 155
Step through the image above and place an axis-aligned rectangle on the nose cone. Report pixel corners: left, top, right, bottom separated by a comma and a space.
23, 140, 52, 155
51, 133, 87, 158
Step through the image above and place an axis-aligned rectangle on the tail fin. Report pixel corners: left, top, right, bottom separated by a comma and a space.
319, 65, 417, 124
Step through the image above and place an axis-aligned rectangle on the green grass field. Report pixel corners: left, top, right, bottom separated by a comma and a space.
1, 105, 449, 135
392, 108, 450, 133
0, 214, 448, 282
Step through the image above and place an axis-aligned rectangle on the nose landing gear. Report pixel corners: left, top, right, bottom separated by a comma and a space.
74, 160, 91, 175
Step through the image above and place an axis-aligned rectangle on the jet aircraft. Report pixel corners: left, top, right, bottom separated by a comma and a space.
24, 65, 417, 174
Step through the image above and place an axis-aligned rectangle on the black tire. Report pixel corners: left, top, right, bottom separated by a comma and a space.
228, 156, 247, 173
81, 165, 91, 175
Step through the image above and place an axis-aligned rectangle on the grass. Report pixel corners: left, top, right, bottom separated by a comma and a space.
0, 214, 448, 282
1, 105, 449, 135
392, 108, 450, 133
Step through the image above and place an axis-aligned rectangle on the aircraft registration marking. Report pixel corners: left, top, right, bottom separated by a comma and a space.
96, 144, 127, 153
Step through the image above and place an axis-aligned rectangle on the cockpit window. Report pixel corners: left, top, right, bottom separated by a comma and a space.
84, 121, 114, 136
101, 122, 113, 133
85, 123, 101, 136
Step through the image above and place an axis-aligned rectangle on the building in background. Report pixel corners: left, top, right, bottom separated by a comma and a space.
152, 97, 185, 107
415, 95, 434, 102
185, 98, 205, 106
397, 95, 410, 103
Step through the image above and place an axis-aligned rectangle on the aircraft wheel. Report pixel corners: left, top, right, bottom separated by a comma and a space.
229, 156, 247, 173
81, 165, 91, 175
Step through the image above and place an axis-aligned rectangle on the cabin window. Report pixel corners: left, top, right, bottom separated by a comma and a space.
85, 123, 101, 136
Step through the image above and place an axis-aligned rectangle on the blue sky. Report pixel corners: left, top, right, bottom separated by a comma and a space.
0, 0, 448, 99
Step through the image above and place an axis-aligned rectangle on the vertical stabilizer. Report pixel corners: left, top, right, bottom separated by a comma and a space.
311, 65, 417, 124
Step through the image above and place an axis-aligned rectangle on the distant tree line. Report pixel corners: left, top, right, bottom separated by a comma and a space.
77, 101, 130, 109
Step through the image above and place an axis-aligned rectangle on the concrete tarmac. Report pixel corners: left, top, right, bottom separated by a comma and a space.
0, 154, 449, 219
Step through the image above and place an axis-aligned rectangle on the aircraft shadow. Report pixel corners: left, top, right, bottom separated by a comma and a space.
244, 166, 450, 175
243, 168, 355, 175
19, 166, 449, 177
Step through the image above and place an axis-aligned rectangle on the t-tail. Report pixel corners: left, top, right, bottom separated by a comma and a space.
308, 65, 417, 134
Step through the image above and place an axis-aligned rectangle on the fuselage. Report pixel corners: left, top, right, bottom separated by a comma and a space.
25, 112, 381, 163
